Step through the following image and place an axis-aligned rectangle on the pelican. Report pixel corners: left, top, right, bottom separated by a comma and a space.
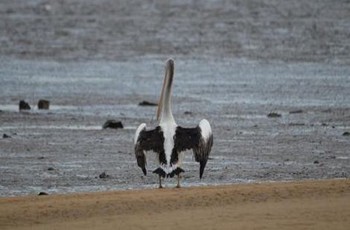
134, 59, 213, 188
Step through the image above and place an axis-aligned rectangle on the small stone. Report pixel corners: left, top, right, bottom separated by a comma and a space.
138, 101, 158, 106
289, 110, 303, 114
38, 192, 48, 196
38, 99, 50, 110
3, 134, 11, 138
342, 132, 350, 136
19, 100, 31, 110
289, 123, 305, 126
99, 172, 110, 179
267, 112, 281, 118
313, 160, 319, 164
184, 111, 192, 115
103, 120, 123, 129
47, 167, 55, 171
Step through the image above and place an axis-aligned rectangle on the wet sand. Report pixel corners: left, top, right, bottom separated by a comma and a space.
0, 179, 349, 230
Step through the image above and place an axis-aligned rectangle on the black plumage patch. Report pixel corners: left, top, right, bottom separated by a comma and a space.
135, 126, 166, 174
167, 167, 185, 178
153, 167, 166, 178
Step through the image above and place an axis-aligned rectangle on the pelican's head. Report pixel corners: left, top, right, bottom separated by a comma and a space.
157, 59, 175, 121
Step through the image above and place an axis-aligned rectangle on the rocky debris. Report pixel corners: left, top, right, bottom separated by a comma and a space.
289, 110, 304, 114
138, 101, 158, 106
3, 134, 11, 138
184, 111, 192, 115
99, 172, 110, 179
288, 123, 305, 126
342, 132, 350, 136
19, 100, 31, 110
267, 112, 281, 118
103, 120, 123, 129
38, 99, 50, 109
47, 167, 55, 171
313, 160, 319, 164
38, 192, 48, 196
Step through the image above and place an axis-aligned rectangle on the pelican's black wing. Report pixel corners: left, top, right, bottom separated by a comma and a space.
134, 124, 164, 175
174, 119, 213, 178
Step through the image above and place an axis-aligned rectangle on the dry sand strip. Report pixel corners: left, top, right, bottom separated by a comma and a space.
0, 179, 349, 230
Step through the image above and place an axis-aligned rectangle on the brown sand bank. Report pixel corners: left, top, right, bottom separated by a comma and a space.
0, 179, 349, 230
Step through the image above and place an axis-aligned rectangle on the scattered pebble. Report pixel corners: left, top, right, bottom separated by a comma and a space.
99, 172, 110, 179
38, 192, 48, 196
313, 160, 319, 164
184, 111, 192, 115
38, 156, 45, 160
289, 123, 305, 126
267, 112, 281, 118
38, 99, 50, 110
19, 100, 31, 110
138, 101, 158, 106
289, 110, 303, 114
3, 134, 11, 138
47, 167, 55, 171
103, 120, 123, 129
342, 132, 350, 136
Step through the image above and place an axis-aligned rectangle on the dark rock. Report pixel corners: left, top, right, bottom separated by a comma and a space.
38, 156, 45, 160
38, 192, 48, 196
19, 100, 31, 110
289, 123, 305, 126
267, 112, 281, 118
321, 109, 332, 113
6, 9, 15, 14
47, 167, 55, 171
38, 99, 50, 109
138, 101, 158, 106
99, 172, 110, 179
103, 120, 123, 129
184, 111, 192, 115
313, 160, 319, 164
342, 132, 350, 136
289, 110, 304, 114
3, 134, 11, 138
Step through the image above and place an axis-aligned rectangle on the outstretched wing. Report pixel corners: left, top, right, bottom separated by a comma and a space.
174, 119, 213, 178
134, 123, 164, 175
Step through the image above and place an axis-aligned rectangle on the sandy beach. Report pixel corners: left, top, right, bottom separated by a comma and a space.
0, 179, 349, 230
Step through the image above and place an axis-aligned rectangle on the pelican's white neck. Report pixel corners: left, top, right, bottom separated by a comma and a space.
157, 59, 176, 125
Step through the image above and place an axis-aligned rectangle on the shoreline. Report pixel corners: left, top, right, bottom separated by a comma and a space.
1, 179, 349, 230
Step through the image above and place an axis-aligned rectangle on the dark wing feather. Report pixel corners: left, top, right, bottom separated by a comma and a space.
134, 125, 164, 175
174, 126, 201, 152
175, 120, 213, 178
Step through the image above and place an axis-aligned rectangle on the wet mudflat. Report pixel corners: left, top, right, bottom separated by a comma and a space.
1, 58, 349, 196
0, 0, 350, 196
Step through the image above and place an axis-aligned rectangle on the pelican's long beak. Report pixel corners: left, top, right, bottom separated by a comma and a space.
157, 59, 174, 121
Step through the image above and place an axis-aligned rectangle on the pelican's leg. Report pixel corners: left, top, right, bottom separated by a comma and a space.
176, 174, 181, 188
158, 175, 163, 189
